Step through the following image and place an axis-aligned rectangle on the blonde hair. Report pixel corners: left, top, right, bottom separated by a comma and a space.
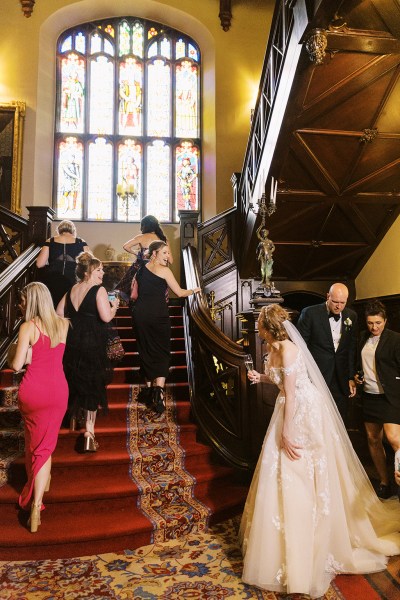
75, 251, 101, 281
21, 282, 68, 347
259, 304, 290, 341
55, 220, 76, 235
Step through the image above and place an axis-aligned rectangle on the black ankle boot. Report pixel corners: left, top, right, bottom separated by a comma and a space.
137, 386, 153, 406
152, 386, 165, 414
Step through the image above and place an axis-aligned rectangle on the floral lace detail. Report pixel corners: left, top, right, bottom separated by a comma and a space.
272, 515, 283, 531
325, 554, 344, 574
275, 564, 287, 585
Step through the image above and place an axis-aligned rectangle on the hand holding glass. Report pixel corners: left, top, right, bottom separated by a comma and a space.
244, 354, 257, 384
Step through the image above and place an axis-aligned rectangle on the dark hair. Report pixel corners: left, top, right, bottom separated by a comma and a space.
148, 240, 168, 257
365, 299, 386, 320
75, 251, 101, 281
140, 215, 167, 242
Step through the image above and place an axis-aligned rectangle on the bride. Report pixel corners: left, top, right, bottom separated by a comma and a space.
239, 304, 400, 599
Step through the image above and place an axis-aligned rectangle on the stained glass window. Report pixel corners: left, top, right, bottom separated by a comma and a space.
55, 17, 201, 222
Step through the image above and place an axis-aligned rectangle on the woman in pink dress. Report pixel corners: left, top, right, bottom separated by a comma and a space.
11, 282, 70, 533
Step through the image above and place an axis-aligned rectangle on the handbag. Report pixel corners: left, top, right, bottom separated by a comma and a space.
106, 332, 125, 362
130, 271, 139, 301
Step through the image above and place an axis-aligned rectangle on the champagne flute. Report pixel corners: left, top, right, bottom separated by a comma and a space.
244, 354, 256, 384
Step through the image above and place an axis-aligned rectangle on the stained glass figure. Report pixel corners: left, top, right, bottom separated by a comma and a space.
60, 54, 85, 133
119, 58, 143, 135
57, 137, 83, 219
87, 138, 112, 220
176, 143, 199, 211
117, 141, 142, 221
176, 61, 198, 137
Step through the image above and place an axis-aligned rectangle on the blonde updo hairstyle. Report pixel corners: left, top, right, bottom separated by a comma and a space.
75, 251, 101, 282
55, 220, 76, 236
258, 304, 290, 341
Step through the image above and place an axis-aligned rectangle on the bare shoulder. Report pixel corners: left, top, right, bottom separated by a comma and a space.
281, 339, 299, 363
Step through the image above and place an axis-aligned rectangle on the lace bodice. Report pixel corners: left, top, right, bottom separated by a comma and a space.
265, 350, 309, 390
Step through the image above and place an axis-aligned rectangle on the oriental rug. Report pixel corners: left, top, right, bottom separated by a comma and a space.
1, 517, 398, 599
126, 384, 211, 543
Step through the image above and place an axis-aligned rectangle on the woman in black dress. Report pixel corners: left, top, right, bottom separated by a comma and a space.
36, 220, 89, 307
115, 215, 172, 302
355, 299, 400, 499
57, 252, 120, 451
132, 240, 200, 413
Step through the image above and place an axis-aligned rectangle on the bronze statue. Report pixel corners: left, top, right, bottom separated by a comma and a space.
256, 225, 275, 287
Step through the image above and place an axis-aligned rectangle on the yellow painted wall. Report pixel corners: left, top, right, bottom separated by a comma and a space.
1, 0, 273, 267
355, 216, 400, 299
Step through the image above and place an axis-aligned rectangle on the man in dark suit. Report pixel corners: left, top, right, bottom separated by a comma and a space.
297, 283, 357, 421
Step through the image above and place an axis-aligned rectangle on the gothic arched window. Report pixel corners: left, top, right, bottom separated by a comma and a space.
54, 17, 201, 222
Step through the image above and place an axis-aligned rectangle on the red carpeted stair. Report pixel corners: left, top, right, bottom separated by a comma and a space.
0, 304, 248, 560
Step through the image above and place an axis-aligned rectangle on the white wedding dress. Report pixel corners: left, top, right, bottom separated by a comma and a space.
239, 322, 400, 599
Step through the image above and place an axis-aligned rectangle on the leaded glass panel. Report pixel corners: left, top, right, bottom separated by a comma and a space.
132, 22, 144, 57
176, 143, 199, 211
87, 138, 113, 220
147, 60, 171, 137
176, 61, 198, 137
89, 56, 114, 134
55, 17, 201, 222
60, 54, 85, 133
118, 58, 143, 136
119, 21, 130, 56
147, 141, 170, 221
56, 137, 84, 219
117, 141, 142, 221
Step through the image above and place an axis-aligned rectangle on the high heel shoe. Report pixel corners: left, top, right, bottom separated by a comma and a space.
152, 386, 165, 415
44, 473, 51, 493
28, 503, 41, 533
84, 432, 99, 452
138, 386, 153, 407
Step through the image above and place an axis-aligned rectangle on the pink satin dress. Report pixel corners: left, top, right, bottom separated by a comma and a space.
18, 324, 68, 510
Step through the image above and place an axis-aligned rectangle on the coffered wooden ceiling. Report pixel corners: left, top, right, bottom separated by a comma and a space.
246, 0, 400, 283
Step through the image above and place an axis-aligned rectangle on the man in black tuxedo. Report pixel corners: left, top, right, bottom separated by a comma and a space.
297, 283, 357, 421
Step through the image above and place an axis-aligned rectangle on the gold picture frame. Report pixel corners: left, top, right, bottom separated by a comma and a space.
0, 101, 26, 214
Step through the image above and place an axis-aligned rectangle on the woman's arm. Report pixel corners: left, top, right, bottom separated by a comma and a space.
122, 235, 142, 254
10, 322, 33, 371
56, 294, 66, 317
36, 243, 50, 268
281, 345, 302, 461
96, 286, 120, 323
162, 267, 200, 298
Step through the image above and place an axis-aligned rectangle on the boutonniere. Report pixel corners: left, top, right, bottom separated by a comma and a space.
344, 317, 352, 331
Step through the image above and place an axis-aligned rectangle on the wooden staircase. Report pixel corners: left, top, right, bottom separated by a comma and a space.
0, 303, 248, 560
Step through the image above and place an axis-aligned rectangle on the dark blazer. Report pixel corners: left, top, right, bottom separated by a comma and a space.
297, 302, 358, 396
358, 328, 400, 412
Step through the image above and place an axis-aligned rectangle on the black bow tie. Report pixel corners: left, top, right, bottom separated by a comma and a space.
329, 312, 341, 322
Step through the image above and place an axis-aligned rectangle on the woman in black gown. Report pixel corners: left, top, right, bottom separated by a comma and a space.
132, 240, 200, 413
36, 220, 89, 307
57, 252, 119, 451
115, 215, 172, 302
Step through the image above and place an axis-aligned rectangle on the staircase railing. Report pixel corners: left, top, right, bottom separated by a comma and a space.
0, 207, 54, 366
182, 243, 272, 470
